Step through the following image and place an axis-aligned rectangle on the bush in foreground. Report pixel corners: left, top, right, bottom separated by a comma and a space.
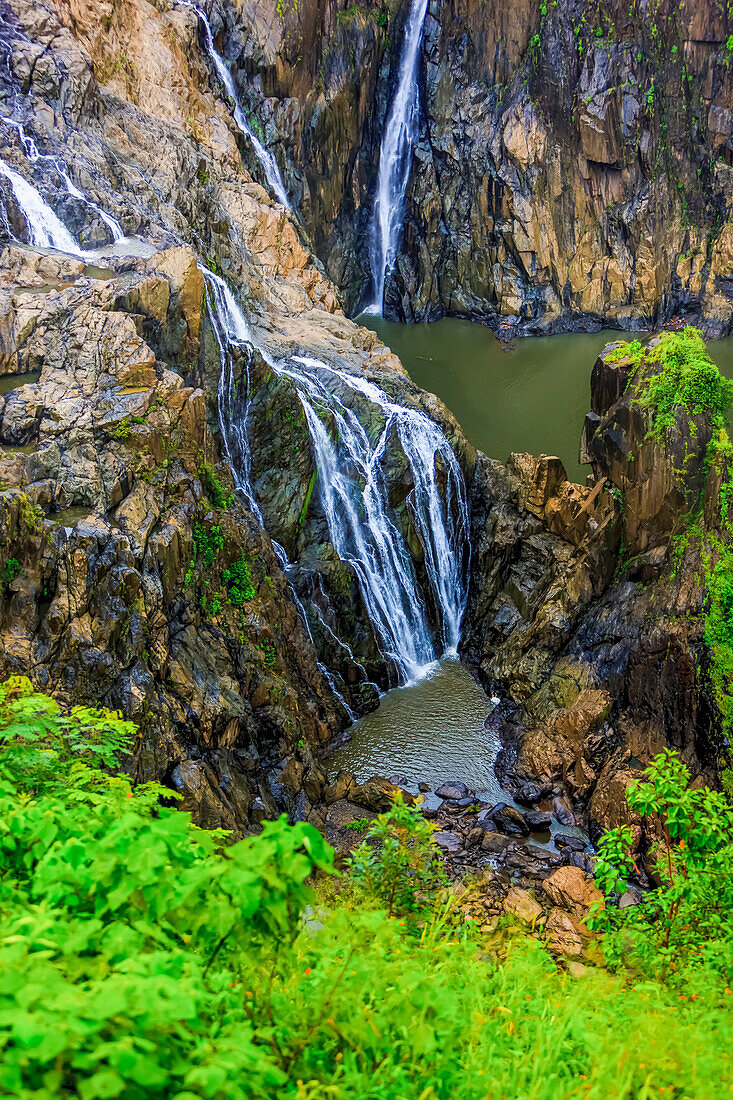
1, 678, 731, 1099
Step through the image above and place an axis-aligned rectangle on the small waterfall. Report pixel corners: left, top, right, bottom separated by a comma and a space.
205, 269, 265, 521
366, 0, 429, 315
0, 156, 85, 255
205, 271, 469, 685
56, 167, 124, 243
180, 2, 291, 210
0, 119, 125, 253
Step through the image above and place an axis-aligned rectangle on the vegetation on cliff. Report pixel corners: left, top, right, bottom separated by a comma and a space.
2, 678, 732, 1099
639, 327, 733, 439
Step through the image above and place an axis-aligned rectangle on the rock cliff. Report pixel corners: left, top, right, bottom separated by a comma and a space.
0, 0, 472, 830
0, 0, 730, 862
215, 0, 733, 332
461, 330, 729, 849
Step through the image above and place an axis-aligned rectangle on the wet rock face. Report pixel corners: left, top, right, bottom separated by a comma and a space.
0, 0, 478, 828
0, 243, 345, 835
397, 0, 733, 331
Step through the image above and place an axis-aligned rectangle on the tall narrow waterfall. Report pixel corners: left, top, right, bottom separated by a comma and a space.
367, 0, 430, 315
205, 272, 469, 685
181, 2, 291, 210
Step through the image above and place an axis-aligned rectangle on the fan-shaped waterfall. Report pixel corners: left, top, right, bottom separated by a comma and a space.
205, 272, 469, 685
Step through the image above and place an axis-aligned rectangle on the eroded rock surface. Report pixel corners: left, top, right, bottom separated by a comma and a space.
461, 335, 725, 855
200, 0, 733, 333
0, 0, 473, 830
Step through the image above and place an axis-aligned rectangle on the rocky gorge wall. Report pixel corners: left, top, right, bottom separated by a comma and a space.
0, 0, 474, 832
216, 0, 733, 332
0, 0, 730, 877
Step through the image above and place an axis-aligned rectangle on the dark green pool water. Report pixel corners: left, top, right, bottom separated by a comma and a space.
361, 317, 733, 483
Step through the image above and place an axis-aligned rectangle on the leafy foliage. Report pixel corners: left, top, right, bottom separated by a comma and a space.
590, 749, 733, 982
604, 337, 643, 367
184, 523, 225, 588
199, 461, 234, 510
0, 556, 21, 590
635, 326, 733, 439
0, 678, 332, 1099
704, 542, 733, 736
223, 549, 256, 605
2, 688, 732, 1098
348, 796, 446, 918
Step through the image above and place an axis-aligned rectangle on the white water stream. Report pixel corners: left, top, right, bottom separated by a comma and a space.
0, 105, 469, 697
180, 2, 291, 210
366, 0, 429, 315
205, 271, 468, 685
0, 119, 126, 255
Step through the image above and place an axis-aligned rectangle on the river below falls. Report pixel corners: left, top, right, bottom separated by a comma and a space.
361, 316, 733, 482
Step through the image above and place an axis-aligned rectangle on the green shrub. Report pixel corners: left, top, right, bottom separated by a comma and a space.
605, 337, 643, 367
111, 416, 132, 440
1, 685, 732, 1097
199, 461, 233, 510
704, 543, 733, 736
348, 796, 446, 919
223, 550, 255, 605
590, 749, 733, 982
0, 676, 332, 1099
193, 522, 224, 567
0, 557, 21, 590
636, 327, 733, 439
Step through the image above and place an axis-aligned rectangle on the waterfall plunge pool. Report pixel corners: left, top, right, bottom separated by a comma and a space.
361, 317, 733, 482
328, 658, 504, 801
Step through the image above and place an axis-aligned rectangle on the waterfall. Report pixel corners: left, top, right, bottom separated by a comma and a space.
0, 156, 86, 256
366, 0, 429, 315
204, 271, 469, 685
180, 2, 291, 210
205, 269, 265, 522
0, 119, 125, 253
56, 167, 124, 243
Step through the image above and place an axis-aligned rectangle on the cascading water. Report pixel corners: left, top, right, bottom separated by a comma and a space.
205, 271, 469, 685
180, 2, 291, 210
0, 156, 84, 255
56, 167, 124, 243
0, 119, 125, 253
366, 0, 429, 315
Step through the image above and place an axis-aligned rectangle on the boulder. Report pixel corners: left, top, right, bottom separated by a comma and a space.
503, 887, 543, 924
480, 831, 514, 854
433, 830, 463, 853
351, 776, 415, 813
490, 803, 530, 836
564, 852, 596, 875
524, 810, 552, 832
542, 866, 604, 919
435, 780, 473, 800
545, 908, 584, 957
324, 770, 356, 805
515, 782, 546, 806
553, 833, 586, 852
504, 844, 562, 875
